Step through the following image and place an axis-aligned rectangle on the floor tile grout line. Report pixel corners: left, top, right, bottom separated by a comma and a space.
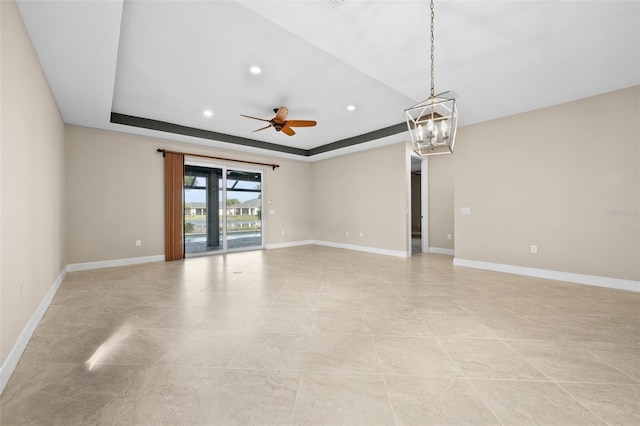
288, 285, 323, 426
80, 391, 120, 424
499, 337, 639, 385
547, 379, 640, 386
410, 304, 437, 336
370, 333, 402, 426
586, 352, 640, 385
494, 334, 618, 424
10, 248, 640, 424
485, 329, 556, 384
552, 380, 613, 426
423, 316, 506, 426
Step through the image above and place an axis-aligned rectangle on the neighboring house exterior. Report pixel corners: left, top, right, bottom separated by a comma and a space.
185, 202, 206, 216
185, 198, 261, 216
231, 198, 261, 216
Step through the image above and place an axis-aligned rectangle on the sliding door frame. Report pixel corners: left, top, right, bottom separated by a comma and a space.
184, 157, 265, 257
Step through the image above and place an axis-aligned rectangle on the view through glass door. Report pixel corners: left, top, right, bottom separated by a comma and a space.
183, 164, 263, 255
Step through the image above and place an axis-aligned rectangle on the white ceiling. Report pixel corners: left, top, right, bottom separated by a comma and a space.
17, 0, 640, 160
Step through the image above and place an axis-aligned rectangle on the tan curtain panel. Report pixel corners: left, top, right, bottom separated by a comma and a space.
164, 152, 184, 261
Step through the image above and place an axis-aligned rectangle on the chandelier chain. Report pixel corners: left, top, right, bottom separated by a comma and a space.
430, 0, 435, 98
405, 0, 458, 157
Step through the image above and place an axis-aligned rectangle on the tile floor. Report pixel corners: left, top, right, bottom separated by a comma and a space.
1, 245, 639, 425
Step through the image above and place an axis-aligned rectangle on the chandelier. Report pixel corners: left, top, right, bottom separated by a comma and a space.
405, 0, 458, 156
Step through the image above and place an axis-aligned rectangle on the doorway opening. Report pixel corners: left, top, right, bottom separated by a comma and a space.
410, 155, 429, 255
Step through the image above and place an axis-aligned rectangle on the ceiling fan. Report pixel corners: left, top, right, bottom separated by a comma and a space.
241, 106, 317, 136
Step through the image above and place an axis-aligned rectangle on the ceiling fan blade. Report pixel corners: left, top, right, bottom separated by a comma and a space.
273, 106, 289, 125
240, 114, 271, 123
281, 125, 295, 136
286, 120, 317, 128
252, 124, 272, 133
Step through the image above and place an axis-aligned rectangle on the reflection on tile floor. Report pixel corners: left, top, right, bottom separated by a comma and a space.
2, 245, 639, 425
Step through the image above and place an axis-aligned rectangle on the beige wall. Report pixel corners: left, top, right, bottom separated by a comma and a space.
65, 126, 313, 264
66, 128, 411, 262
262, 155, 313, 245
1, 0, 66, 364
429, 154, 454, 250
455, 86, 639, 281
311, 142, 409, 253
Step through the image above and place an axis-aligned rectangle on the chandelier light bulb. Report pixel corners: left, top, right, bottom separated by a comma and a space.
417, 124, 424, 141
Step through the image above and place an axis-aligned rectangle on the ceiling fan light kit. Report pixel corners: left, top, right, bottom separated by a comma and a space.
405, 0, 458, 157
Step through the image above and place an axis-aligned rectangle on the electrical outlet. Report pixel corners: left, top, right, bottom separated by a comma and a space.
136, 240, 142, 247
530, 245, 538, 254
281, 230, 285, 236
359, 232, 363, 237
447, 234, 452, 240
345, 231, 350, 237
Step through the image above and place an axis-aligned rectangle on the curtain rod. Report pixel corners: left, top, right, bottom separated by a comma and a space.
157, 149, 280, 170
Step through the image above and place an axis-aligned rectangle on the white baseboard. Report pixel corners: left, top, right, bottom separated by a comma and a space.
265, 240, 313, 250
453, 258, 640, 293
312, 240, 409, 258
430, 247, 455, 256
67, 255, 165, 272
0, 266, 67, 394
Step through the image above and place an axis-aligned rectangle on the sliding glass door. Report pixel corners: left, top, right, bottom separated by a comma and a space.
183, 165, 223, 254
226, 169, 262, 250
184, 163, 263, 256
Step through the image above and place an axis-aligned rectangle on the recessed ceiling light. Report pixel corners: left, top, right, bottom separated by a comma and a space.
347, 105, 356, 111
249, 66, 262, 74
203, 110, 213, 117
